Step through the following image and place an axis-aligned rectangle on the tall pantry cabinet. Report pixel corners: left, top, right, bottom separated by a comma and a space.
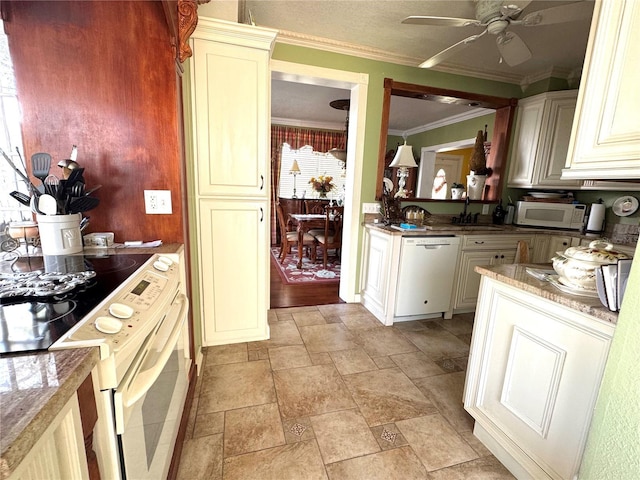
187, 18, 277, 346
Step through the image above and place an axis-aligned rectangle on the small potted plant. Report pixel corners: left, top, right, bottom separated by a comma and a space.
451, 182, 465, 200
467, 130, 492, 200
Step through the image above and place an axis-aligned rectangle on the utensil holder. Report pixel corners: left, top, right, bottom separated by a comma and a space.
37, 213, 83, 255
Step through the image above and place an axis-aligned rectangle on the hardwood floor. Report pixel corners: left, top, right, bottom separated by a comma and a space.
269, 250, 342, 308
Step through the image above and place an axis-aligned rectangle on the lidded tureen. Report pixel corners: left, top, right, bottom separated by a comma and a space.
552, 240, 630, 290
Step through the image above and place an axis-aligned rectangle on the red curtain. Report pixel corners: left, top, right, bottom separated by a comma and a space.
270, 125, 344, 244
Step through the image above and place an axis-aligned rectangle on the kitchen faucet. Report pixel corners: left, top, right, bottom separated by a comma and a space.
452, 196, 478, 225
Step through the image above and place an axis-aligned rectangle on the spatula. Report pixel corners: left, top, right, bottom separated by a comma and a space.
31, 152, 52, 186
9, 191, 31, 207
69, 196, 100, 213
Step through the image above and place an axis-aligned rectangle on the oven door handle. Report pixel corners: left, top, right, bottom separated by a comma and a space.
113, 293, 189, 434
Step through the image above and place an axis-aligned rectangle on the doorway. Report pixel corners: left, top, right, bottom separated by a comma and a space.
270, 61, 368, 308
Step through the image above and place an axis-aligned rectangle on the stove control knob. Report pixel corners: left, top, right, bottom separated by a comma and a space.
153, 261, 170, 272
158, 256, 174, 266
109, 303, 134, 319
95, 316, 123, 334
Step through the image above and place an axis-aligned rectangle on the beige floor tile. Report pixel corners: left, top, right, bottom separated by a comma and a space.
393, 320, 429, 332
413, 372, 474, 433
176, 433, 222, 480
199, 360, 276, 413
343, 367, 437, 426
298, 323, 358, 353
268, 345, 312, 370
273, 363, 356, 418
329, 348, 377, 375
223, 403, 285, 457
310, 409, 380, 464
184, 395, 198, 440
396, 414, 478, 472
293, 310, 327, 326
268, 309, 279, 323
434, 356, 468, 374
205, 343, 248, 366
354, 327, 419, 357
457, 333, 472, 346
459, 430, 493, 457
309, 352, 333, 365
427, 455, 515, 479
194, 411, 224, 438
259, 319, 304, 347
436, 315, 475, 336
282, 417, 316, 444
370, 423, 409, 451
317, 303, 367, 316
339, 312, 383, 330
390, 351, 446, 379
248, 348, 269, 361
372, 356, 396, 369
223, 439, 328, 480
400, 329, 470, 361
274, 311, 294, 322
325, 446, 428, 480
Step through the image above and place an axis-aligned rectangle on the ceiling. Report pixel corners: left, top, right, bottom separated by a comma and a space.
241, 0, 594, 132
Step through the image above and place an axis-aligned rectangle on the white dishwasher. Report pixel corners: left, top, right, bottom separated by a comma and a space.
395, 236, 461, 317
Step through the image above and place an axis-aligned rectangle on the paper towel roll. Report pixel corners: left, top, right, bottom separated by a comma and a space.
587, 203, 605, 232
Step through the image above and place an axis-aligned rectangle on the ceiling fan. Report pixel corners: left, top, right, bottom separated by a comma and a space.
402, 0, 592, 68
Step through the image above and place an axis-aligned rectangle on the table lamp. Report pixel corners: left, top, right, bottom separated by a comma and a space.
289, 159, 301, 198
389, 139, 417, 198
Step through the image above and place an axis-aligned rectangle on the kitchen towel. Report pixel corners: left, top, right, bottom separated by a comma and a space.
587, 203, 605, 233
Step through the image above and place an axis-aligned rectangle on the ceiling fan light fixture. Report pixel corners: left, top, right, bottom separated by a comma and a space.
328, 98, 350, 164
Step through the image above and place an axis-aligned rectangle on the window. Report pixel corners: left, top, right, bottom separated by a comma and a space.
1, 20, 30, 230
278, 144, 346, 201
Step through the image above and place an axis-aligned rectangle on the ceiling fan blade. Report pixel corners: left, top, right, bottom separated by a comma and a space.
402, 15, 480, 28
496, 31, 531, 66
419, 30, 488, 68
519, 1, 593, 26
503, 1, 533, 14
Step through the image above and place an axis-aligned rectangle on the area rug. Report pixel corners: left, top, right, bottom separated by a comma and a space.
270, 247, 340, 285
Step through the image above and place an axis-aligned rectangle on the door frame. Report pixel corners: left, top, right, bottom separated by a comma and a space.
270, 60, 368, 304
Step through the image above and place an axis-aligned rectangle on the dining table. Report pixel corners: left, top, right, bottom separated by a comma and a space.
288, 213, 326, 268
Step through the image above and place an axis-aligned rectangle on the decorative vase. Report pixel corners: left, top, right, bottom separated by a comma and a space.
466, 174, 487, 200
318, 191, 327, 199
451, 187, 465, 200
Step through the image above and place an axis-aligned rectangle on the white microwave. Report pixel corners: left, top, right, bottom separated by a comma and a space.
515, 201, 587, 230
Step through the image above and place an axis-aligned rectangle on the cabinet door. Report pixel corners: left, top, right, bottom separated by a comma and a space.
534, 93, 581, 188
454, 250, 498, 310
192, 38, 270, 198
563, 0, 640, 179
198, 198, 269, 345
465, 278, 614, 480
361, 230, 393, 314
507, 97, 545, 188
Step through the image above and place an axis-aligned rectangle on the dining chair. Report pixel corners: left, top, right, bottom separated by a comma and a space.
304, 199, 329, 214
276, 203, 316, 263
313, 209, 343, 269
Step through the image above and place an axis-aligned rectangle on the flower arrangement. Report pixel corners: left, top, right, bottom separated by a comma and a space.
309, 175, 335, 197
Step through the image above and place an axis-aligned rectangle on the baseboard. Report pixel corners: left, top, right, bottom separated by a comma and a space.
195, 346, 204, 376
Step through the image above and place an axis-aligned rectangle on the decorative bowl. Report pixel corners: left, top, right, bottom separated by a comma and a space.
552, 240, 630, 290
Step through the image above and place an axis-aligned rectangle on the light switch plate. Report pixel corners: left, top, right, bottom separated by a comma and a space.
144, 190, 172, 214
363, 202, 381, 214
482, 204, 490, 215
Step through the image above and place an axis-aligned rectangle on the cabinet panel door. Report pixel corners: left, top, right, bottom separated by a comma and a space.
362, 231, 392, 312
454, 250, 497, 310
507, 98, 544, 187
198, 199, 269, 345
193, 39, 270, 197
564, 0, 640, 179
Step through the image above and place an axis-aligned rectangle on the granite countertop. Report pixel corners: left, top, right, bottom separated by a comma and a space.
475, 263, 618, 324
0, 348, 100, 479
0, 242, 184, 477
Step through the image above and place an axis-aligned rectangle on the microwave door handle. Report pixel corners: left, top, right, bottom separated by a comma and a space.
113, 294, 189, 434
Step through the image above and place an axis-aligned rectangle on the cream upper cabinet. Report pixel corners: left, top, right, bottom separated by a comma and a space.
563, 0, 640, 180
507, 90, 581, 189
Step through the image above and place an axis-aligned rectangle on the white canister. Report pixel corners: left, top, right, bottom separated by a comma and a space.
37, 213, 83, 255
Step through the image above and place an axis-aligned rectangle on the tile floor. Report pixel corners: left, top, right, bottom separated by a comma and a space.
177, 304, 515, 479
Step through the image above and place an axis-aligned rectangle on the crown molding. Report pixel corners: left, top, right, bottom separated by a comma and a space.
271, 117, 344, 131
388, 108, 493, 138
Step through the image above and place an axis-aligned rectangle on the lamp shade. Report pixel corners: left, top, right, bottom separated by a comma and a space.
389, 142, 417, 168
289, 159, 301, 174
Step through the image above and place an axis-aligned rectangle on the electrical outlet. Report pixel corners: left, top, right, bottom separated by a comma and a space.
144, 190, 172, 214
482, 204, 490, 215
362, 202, 381, 214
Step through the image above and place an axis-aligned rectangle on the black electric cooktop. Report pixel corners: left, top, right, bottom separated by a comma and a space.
0, 253, 153, 356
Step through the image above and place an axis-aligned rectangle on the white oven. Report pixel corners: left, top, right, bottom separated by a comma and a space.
50, 252, 190, 480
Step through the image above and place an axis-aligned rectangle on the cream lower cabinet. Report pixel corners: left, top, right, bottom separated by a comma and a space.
531, 235, 580, 264
9, 393, 89, 480
188, 19, 276, 346
464, 276, 614, 480
563, 0, 640, 180
453, 235, 534, 312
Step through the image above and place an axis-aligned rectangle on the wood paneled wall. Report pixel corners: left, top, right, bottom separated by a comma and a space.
3, 0, 185, 243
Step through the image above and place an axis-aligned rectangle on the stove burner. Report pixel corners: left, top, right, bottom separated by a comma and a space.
0, 270, 97, 304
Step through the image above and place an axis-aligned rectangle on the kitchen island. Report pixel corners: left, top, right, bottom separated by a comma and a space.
0, 243, 186, 479
464, 263, 618, 479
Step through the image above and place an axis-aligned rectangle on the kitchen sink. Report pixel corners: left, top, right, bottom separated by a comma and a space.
425, 224, 504, 231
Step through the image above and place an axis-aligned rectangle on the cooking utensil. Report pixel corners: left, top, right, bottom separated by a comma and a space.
1, 147, 37, 193
9, 191, 31, 207
68, 196, 100, 213
71, 182, 85, 197
57, 159, 80, 180
31, 152, 52, 186
38, 194, 58, 215
30, 195, 44, 215
44, 174, 60, 196
84, 184, 102, 196
65, 167, 84, 186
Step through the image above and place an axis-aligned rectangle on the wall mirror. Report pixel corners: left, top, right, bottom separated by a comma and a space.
376, 78, 518, 202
